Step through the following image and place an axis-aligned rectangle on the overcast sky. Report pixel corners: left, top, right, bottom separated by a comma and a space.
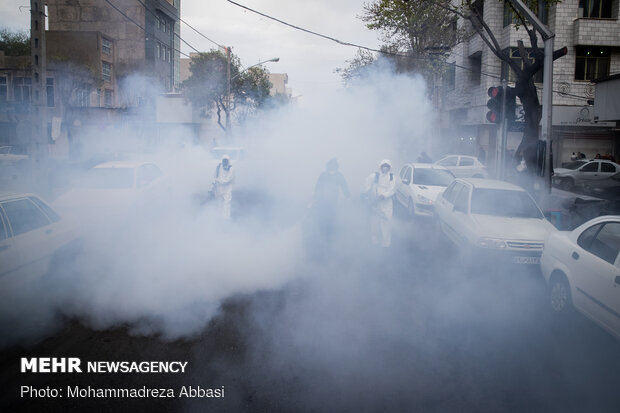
0, 0, 381, 99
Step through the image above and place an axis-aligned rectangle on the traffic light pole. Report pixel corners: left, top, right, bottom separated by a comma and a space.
498, 80, 508, 180
507, 0, 555, 205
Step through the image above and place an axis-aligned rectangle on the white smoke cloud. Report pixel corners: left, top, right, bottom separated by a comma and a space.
1, 65, 437, 347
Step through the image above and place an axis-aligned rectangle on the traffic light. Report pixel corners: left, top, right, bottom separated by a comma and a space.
504, 86, 516, 124
486, 86, 503, 124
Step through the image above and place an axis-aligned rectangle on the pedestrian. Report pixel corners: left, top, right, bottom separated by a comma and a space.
308, 158, 350, 252
364, 159, 396, 248
570, 152, 577, 161
212, 154, 235, 219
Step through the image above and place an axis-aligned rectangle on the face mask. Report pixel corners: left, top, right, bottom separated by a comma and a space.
381, 165, 390, 174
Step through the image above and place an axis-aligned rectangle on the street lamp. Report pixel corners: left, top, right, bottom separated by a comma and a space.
225, 56, 279, 132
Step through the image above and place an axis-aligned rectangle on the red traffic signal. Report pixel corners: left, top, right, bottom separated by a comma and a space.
486, 86, 503, 124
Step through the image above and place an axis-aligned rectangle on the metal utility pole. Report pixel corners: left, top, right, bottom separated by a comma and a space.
30, 0, 48, 188
507, 0, 555, 206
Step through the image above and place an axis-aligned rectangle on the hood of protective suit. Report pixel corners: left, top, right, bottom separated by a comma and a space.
222, 155, 231, 162
379, 159, 392, 170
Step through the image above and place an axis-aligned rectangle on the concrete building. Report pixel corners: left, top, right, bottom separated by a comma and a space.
46, 0, 181, 93
441, 0, 620, 168
268, 73, 292, 97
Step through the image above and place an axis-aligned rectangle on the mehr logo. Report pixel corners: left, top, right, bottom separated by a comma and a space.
21, 358, 82, 373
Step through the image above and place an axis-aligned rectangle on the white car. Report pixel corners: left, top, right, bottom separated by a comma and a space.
540, 216, 620, 341
435, 178, 556, 265
52, 161, 163, 220
553, 159, 620, 191
395, 163, 455, 217
0, 192, 76, 281
435, 155, 488, 179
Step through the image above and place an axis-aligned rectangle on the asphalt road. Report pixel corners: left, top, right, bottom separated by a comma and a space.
1, 211, 620, 413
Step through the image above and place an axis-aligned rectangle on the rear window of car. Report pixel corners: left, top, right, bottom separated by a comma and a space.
470, 188, 543, 219
1, 198, 51, 236
459, 157, 474, 166
30, 196, 60, 223
601, 163, 616, 173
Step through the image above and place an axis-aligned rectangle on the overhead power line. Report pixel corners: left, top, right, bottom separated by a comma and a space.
225, 0, 592, 102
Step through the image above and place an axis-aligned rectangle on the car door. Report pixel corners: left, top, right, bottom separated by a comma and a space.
396, 165, 412, 206
438, 182, 465, 244
571, 222, 620, 329
458, 156, 475, 177
599, 162, 618, 180
576, 161, 600, 183
448, 183, 472, 246
0, 197, 57, 279
610, 254, 620, 338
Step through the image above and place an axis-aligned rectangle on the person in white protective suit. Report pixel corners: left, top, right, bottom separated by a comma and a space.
364, 159, 396, 248
213, 155, 235, 219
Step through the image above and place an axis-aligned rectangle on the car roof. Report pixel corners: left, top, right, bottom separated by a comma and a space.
403, 163, 449, 170
211, 146, 245, 151
0, 192, 40, 202
456, 178, 525, 191
94, 161, 153, 168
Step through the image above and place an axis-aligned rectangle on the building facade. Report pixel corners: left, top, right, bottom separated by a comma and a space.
46, 0, 181, 97
441, 0, 620, 169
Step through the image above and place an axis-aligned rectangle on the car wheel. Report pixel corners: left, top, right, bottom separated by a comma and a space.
549, 273, 572, 315
407, 198, 415, 218
559, 178, 574, 191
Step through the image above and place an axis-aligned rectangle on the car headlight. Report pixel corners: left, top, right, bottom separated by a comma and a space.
478, 237, 507, 249
416, 194, 433, 204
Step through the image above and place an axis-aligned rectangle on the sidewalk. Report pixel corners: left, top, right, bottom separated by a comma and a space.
544, 187, 617, 230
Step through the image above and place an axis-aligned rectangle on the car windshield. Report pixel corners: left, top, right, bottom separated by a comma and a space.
470, 188, 543, 219
80, 167, 135, 189
412, 168, 455, 187
562, 161, 587, 170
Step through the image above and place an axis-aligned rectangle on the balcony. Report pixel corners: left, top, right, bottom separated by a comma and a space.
574, 18, 620, 46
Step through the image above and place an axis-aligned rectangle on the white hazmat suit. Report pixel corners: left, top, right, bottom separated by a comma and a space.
213, 155, 235, 219
364, 159, 396, 247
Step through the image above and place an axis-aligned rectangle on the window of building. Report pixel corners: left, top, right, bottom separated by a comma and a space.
501, 47, 543, 83
0, 77, 6, 102
579, 0, 613, 18
102, 61, 112, 82
76, 86, 90, 107
504, 0, 548, 27
102, 37, 112, 56
104, 89, 113, 107
446, 62, 455, 90
469, 53, 481, 86
46, 77, 54, 107
156, 42, 161, 59
575, 46, 611, 81
166, 47, 171, 63
14, 77, 32, 102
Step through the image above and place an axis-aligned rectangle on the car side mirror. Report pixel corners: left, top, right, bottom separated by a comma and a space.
402, 178, 410, 185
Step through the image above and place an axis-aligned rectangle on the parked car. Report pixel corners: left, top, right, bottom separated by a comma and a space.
395, 163, 455, 217
583, 172, 620, 200
0, 192, 76, 281
52, 161, 163, 220
553, 159, 620, 191
434, 178, 556, 265
540, 216, 620, 341
435, 155, 488, 178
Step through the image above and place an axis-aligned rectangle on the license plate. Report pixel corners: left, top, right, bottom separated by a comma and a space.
512, 256, 540, 264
